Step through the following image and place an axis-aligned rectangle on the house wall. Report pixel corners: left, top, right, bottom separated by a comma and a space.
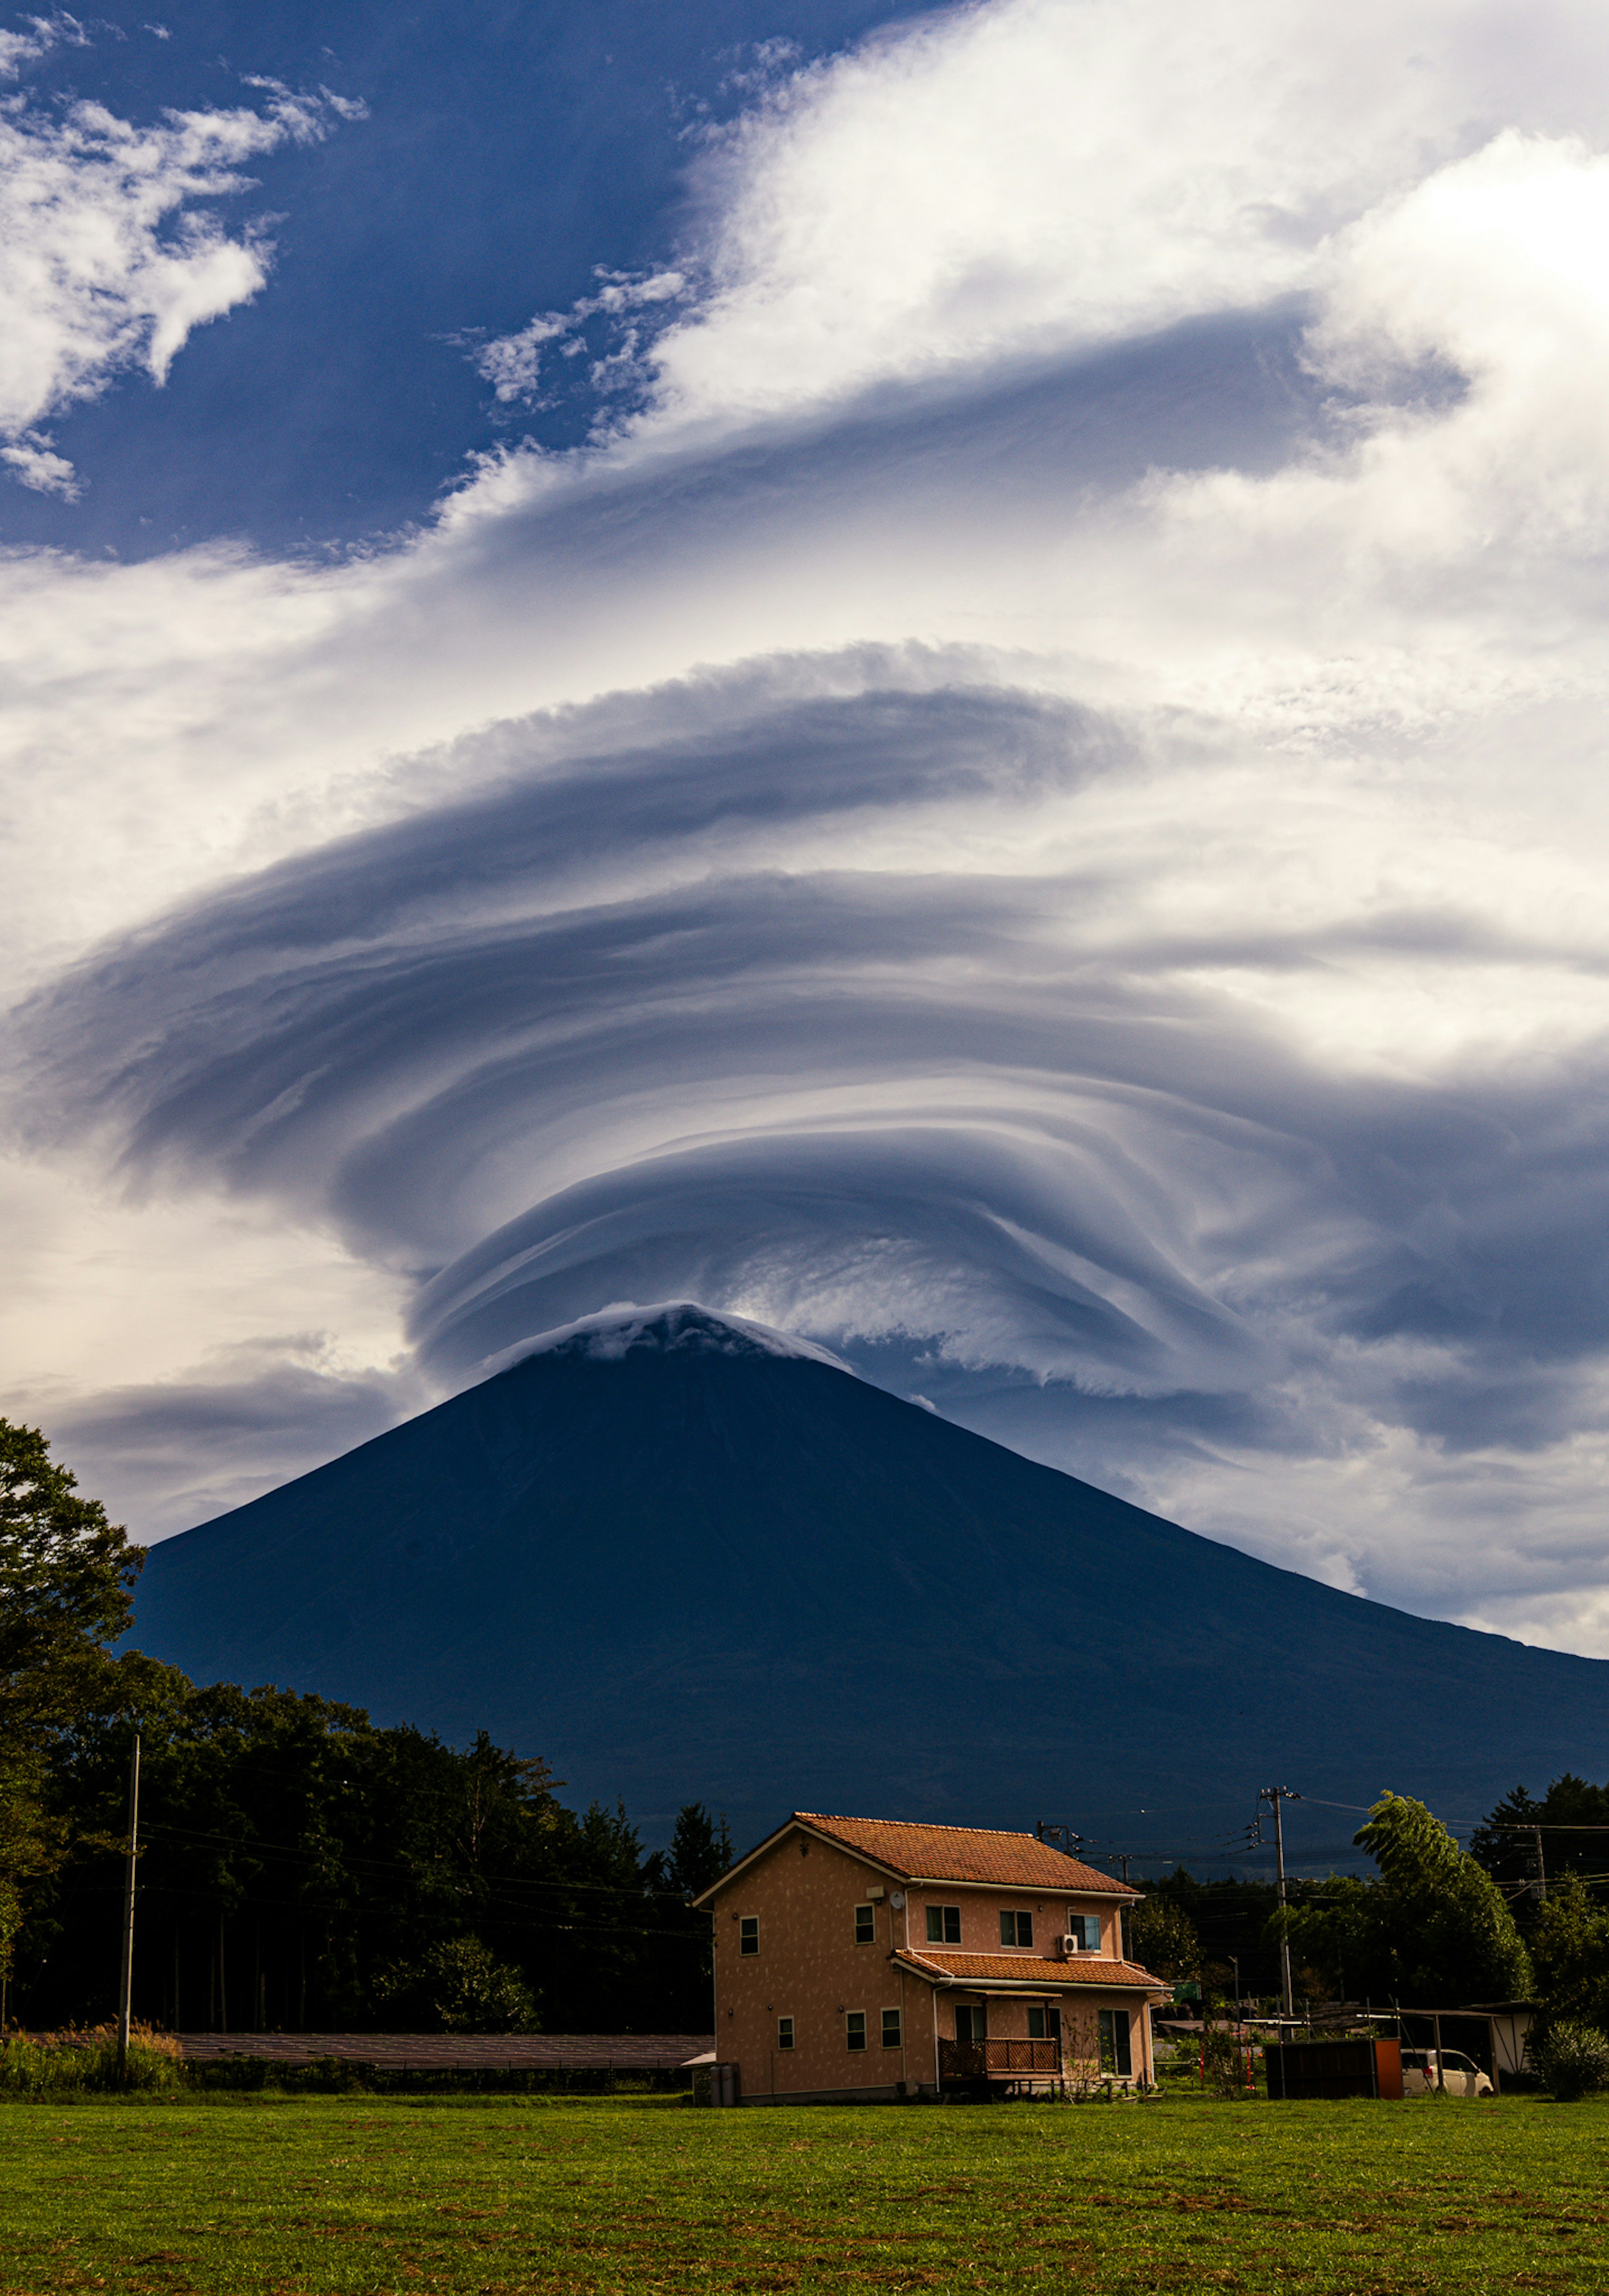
708, 1831, 1150, 2102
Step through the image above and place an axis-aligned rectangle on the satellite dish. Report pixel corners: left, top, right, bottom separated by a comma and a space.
889, 1890, 906, 1910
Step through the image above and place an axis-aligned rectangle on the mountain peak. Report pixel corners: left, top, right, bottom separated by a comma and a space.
481, 1301, 854, 1377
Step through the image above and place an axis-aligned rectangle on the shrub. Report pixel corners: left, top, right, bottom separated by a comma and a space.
1531, 2020, 1609, 2102
0, 2020, 183, 2094
372, 1936, 538, 2033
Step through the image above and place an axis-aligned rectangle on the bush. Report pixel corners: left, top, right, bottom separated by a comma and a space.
1531, 2020, 1609, 2102
0, 2020, 184, 2094
372, 1936, 538, 2033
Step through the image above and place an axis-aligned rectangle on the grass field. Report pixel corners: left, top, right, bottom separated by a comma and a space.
3, 2092, 1608, 2295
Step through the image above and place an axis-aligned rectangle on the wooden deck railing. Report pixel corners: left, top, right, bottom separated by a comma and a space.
938, 2038, 1061, 2081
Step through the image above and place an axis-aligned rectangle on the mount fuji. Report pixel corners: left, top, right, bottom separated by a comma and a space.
130, 1305, 1609, 1859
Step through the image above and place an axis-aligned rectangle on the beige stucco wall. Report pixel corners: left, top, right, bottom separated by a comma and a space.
708, 1831, 1152, 2101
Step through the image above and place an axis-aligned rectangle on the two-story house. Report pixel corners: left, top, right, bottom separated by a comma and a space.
692, 1810, 1168, 2104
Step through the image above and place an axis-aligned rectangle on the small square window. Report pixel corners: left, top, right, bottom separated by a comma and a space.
739, 1916, 759, 1956
854, 1903, 875, 1945
846, 2011, 867, 2052
881, 2008, 902, 2048
1066, 1913, 1101, 1952
926, 1905, 962, 1944
1027, 2007, 1048, 2040
999, 1910, 1033, 1947
777, 2017, 794, 2050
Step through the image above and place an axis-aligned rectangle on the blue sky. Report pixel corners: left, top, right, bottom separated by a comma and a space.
0, 0, 930, 554
8, 0, 1609, 1668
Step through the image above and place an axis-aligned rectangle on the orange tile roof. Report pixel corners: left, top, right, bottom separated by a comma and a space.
794, 1812, 1128, 1895
893, 1947, 1164, 1992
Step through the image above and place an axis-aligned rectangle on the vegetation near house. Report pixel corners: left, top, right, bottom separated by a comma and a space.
1528, 2018, 1609, 2102
1527, 1872, 1609, 2035
1128, 1893, 1201, 1983
1279, 1792, 1531, 2006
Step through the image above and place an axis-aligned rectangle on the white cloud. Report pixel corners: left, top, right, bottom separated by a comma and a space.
0, 12, 87, 82
0, 431, 78, 494
0, 76, 359, 461
10, 0, 1609, 1661
479, 0, 1609, 452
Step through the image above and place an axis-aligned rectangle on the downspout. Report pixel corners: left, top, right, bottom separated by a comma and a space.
899, 1891, 910, 2091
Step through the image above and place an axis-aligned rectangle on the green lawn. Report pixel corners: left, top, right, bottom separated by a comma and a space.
3, 2092, 1607, 2294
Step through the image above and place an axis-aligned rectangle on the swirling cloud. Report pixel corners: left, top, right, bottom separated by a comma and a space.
9, 0, 1609, 1662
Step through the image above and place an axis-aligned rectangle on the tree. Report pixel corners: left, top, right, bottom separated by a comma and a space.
375, 1936, 538, 2033
0, 1421, 141, 1741
1529, 1872, 1609, 2035
1129, 1893, 1200, 1983
656, 1803, 733, 1902
0, 1422, 143, 1987
1470, 1775, 1609, 1910
1281, 1793, 1531, 2006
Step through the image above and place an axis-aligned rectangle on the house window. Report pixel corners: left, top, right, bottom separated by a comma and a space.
881, 2008, 902, 2049
955, 2005, 986, 2043
846, 2012, 867, 2052
1066, 1912, 1102, 1951
854, 1903, 875, 1945
777, 2017, 794, 2050
739, 1916, 759, 1956
1027, 2007, 1050, 2040
999, 1910, 1033, 1947
1098, 2009, 1133, 2077
926, 1905, 962, 1944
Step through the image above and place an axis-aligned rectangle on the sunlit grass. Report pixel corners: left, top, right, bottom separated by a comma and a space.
2, 2091, 1607, 2293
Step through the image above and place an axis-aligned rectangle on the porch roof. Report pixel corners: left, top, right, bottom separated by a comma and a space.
892, 1947, 1165, 1993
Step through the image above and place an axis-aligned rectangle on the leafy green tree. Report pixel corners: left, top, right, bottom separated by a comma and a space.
1529, 1872, 1609, 2035
16, 1661, 709, 2035
1280, 1793, 1531, 2005
0, 1422, 143, 1988
1135, 1869, 1280, 1995
375, 1936, 538, 2033
1130, 1893, 1201, 1982
0, 1420, 141, 1737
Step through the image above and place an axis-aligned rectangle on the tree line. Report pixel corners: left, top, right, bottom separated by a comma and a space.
1129, 1779, 1609, 2044
1, 1417, 729, 2035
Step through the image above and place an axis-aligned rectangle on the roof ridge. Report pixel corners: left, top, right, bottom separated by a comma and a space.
797, 1811, 1048, 1839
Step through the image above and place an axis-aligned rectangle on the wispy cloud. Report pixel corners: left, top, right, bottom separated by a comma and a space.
0, 67, 362, 482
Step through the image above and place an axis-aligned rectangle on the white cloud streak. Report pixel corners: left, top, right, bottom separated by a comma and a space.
0, 71, 360, 475
7, 0, 1609, 1661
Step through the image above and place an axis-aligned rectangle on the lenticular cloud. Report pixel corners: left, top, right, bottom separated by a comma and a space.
11, 0, 1609, 1660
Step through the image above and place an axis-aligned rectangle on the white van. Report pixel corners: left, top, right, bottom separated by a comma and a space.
1400, 2048, 1493, 2097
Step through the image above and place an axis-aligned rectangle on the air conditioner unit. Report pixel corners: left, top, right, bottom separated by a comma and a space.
1058, 1935, 1079, 1960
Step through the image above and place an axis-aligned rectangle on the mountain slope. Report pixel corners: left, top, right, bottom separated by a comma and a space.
131, 1306, 1609, 1854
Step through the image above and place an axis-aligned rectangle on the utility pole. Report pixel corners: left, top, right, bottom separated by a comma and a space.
1531, 1825, 1547, 1902
1259, 1785, 1301, 2019
116, 1735, 141, 2084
